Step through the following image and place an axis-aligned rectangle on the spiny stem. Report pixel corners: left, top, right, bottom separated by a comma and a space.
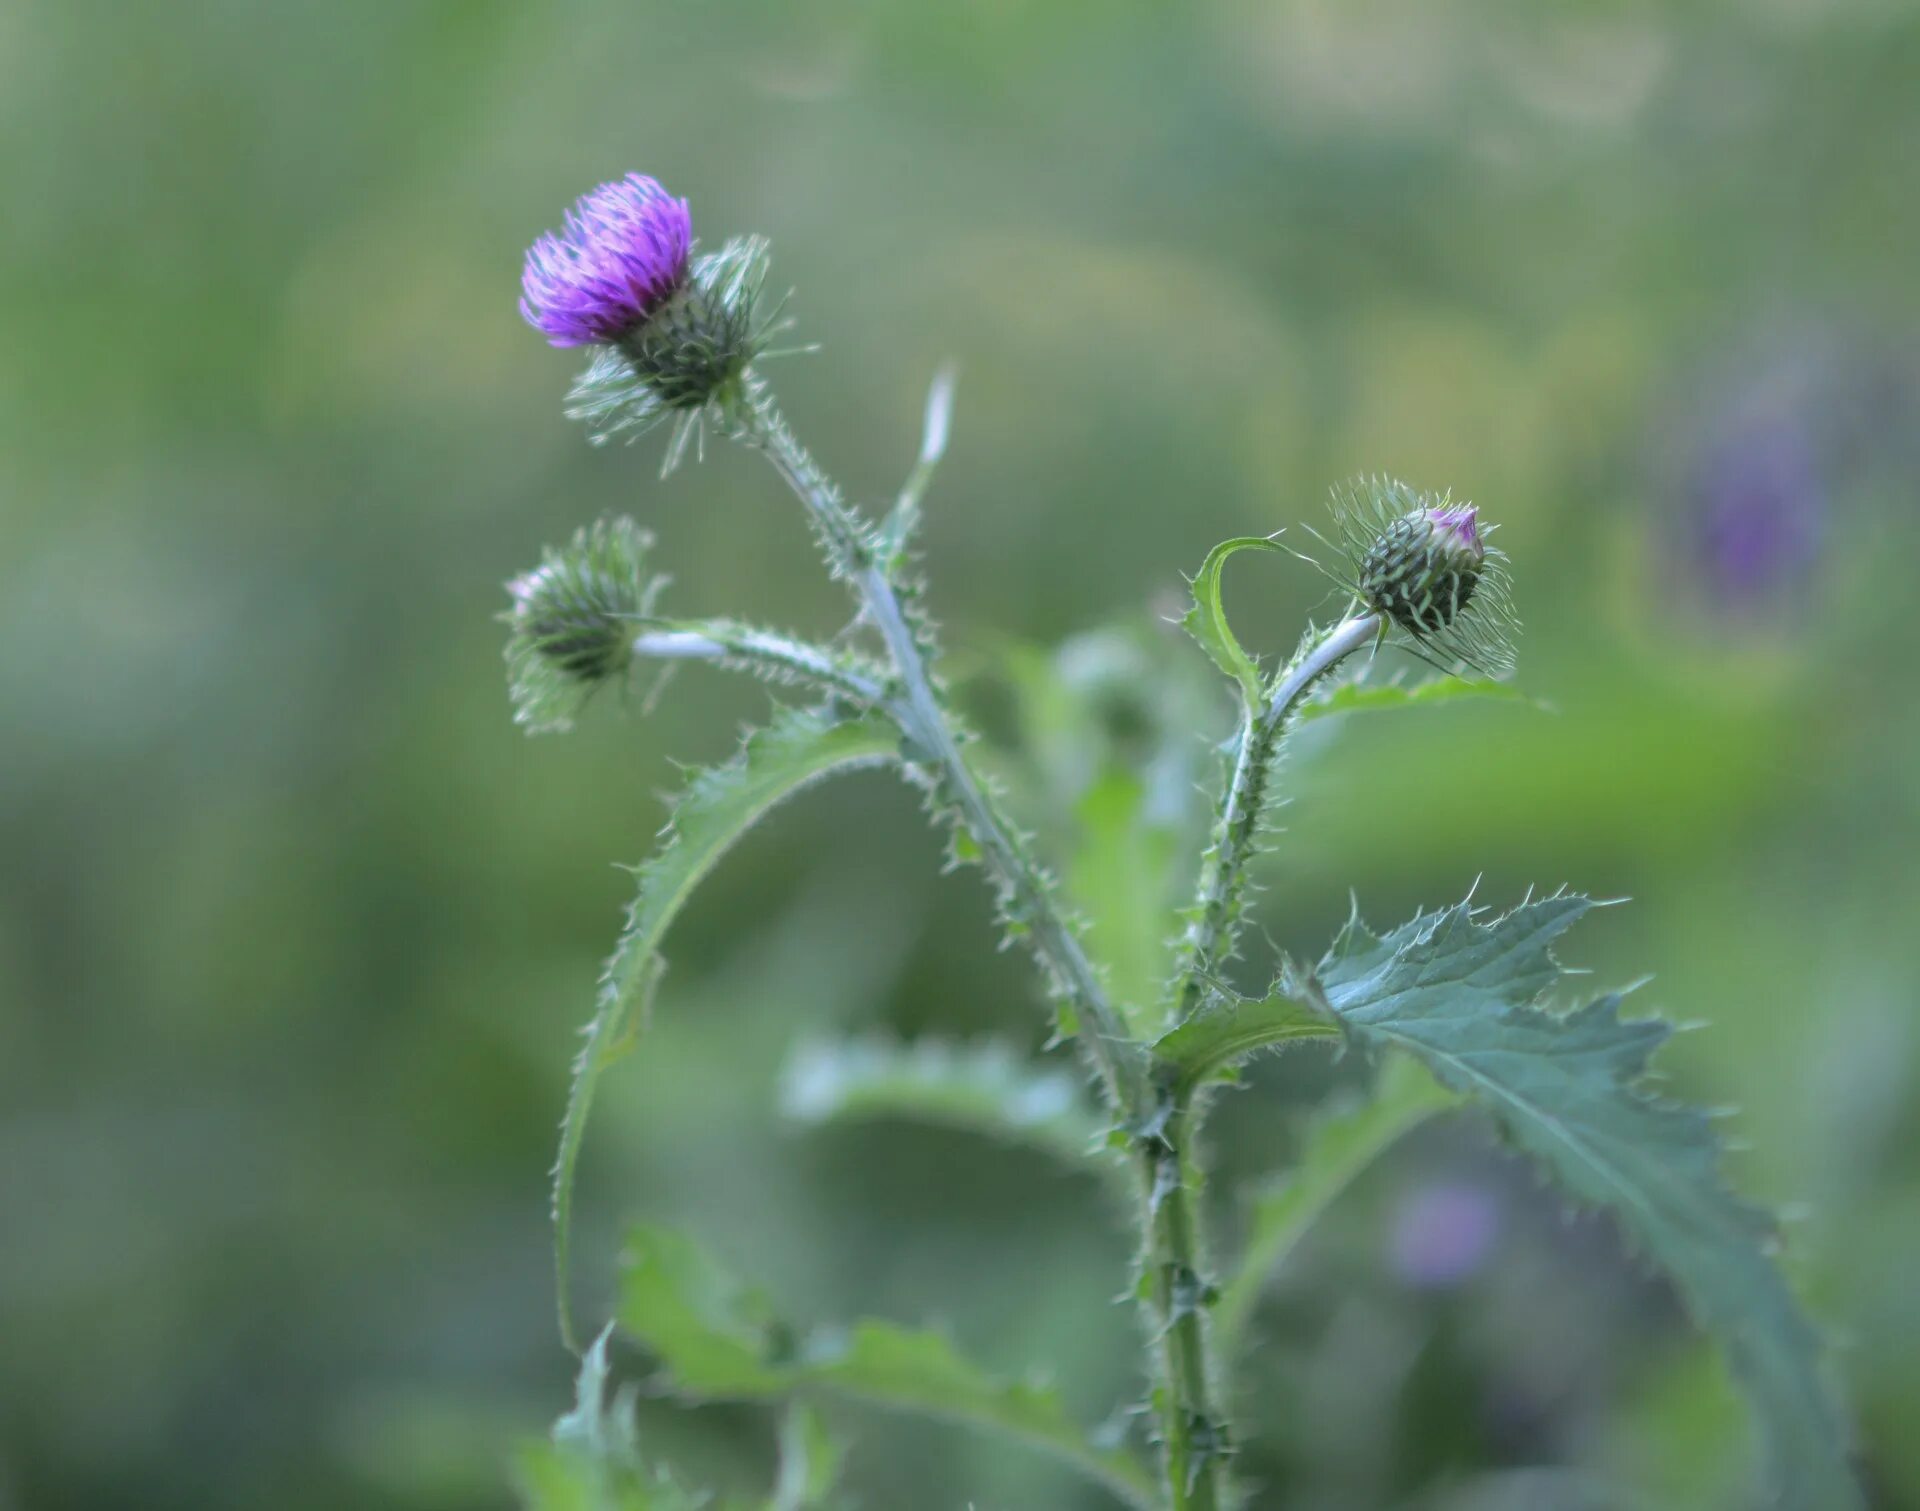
1144, 1102, 1223, 1511
742, 378, 1238, 1503
1149, 612, 1379, 1509
631, 623, 890, 704
1173, 614, 1380, 1022
738, 379, 1143, 1114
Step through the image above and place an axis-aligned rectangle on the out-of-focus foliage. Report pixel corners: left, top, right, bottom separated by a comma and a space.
4, 2, 1918, 1509
551, 705, 899, 1351
613, 1225, 1156, 1507
778, 1036, 1107, 1174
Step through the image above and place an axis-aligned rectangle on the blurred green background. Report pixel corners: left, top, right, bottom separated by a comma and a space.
4, 1, 1918, 1507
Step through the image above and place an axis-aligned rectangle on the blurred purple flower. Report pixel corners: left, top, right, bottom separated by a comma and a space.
520, 174, 692, 348
1684, 412, 1827, 612
1663, 326, 1920, 618
1389, 1180, 1502, 1290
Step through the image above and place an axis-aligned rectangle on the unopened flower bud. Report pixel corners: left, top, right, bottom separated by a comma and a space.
1359, 504, 1486, 634
1328, 478, 1518, 678
504, 517, 661, 733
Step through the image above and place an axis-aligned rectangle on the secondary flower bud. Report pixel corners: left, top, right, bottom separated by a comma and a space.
1359, 504, 1486, 634
503, 517, 662, 733
1327, 477, 1518, 678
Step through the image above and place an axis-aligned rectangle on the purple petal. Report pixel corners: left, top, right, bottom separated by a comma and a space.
519, 174, 693, 347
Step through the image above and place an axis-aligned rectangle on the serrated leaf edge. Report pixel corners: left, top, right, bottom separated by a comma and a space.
552, 707, 900, 1351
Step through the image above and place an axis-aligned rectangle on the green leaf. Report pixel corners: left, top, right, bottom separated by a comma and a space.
770, 1404, 844, 1511
877, 363, 957, 569
1215, 1057, 1457, 1348
1151, 964, 1342, 1096
552, 1328, 641, 1463
779, 1035, 1107, 1174
1068, 769, 1180, 1035
516, 1329, 704, 1511
1316, 894, 1859, 1510
618, 1226, 1157, 1510
554, 707, 900, 1351
515, 1442, 703, 1511
1296, 675, 1529, 725
1182, 535, 1289, 705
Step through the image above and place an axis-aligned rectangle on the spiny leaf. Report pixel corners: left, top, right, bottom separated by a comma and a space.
552, 1328, 642, 1465
779, 1035, 1107, 1174
1316, 894, 1858, 1510
553, 707, 900, 1351
877, 363, 957, 570
1296, 675, 1529, 725
516, 1328, 703, 1511
516, 1440, 704, 1511
1214, 1057, 1457, 1348
1151, 964, 1343, 1097
1182, 535, 1289, 706
618, 1226, 1158, 1510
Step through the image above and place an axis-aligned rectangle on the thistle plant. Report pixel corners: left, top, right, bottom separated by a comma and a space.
503, 175, 1859, 1510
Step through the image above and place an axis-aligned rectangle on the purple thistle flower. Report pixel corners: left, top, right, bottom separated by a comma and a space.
520, 174, 693, 348
1685, 413, 1826, 613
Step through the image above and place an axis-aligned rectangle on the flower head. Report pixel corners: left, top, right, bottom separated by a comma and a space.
503, 517, 664, 732
1322, 477, 1519, 678
521, 174, 693, 348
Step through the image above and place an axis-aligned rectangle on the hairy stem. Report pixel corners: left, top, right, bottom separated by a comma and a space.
1149, 612, 1379, 1508
631, 623, 890, 704
738, 381, 1142, 1113
1173, 614, 1380, 1022
740, 379, 1312, 1505
1143, 1100, 1224, 1511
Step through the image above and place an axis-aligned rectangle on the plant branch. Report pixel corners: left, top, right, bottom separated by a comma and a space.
738, 379, 1143, 1113
1171, 614, 1380, 1023
631, 621, 890, 705
1142, 611, 1378, 1508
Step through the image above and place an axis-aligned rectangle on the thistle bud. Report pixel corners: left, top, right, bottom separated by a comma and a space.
1329, 477, 1518, 678
503, 517, 662, 733
1358, 504, 1486, 634
521, 174, 776, 456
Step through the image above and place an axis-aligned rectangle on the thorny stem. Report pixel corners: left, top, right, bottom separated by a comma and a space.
1144, 1100, 1222, 1511
734, 381, 1370, 1511
1173, 614, 1381, 1023
741, 379, 1273, 1505
630, 625, 890, 705
739, 382, 1144, 1116
1151, 611, 1380, 1509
